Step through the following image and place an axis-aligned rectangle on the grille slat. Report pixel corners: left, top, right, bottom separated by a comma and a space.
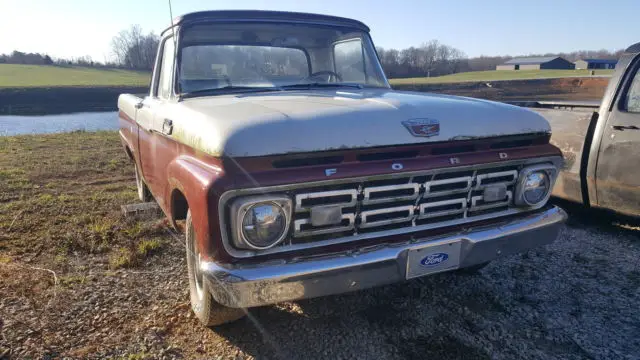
419, 198, 467, 219
292, 165, 520, 241
469, 192, 513, 212
475, 170, 517, 190
359, 205, 415, 229
293, 214, 355, 237
362, 183, 420, 205
295, 189, 357, 211
424, 176, 473, 197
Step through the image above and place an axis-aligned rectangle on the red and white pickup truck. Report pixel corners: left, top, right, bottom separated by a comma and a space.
118, 10, 567, 325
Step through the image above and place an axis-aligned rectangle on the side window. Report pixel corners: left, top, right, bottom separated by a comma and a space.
157, 38, 175, 99
334, 39, 365, 82
625, 66, 640, 113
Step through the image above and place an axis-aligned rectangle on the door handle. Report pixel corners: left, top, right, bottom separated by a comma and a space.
162, 119, 173, 135
611, 125, 639, 131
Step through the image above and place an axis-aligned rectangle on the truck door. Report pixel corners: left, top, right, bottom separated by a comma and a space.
137, 36, 175, 202
595, 55, 640, 216
136, 96, 160, 190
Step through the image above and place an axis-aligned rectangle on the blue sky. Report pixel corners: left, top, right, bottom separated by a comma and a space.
1, 0, 637, 61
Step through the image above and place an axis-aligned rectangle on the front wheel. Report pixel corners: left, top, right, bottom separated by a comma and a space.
185, 210, 246, 326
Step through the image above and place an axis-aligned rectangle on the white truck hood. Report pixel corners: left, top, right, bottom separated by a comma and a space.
171, 89, 550, 157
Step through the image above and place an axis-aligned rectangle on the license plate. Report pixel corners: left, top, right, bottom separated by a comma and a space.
406, 241, 462, 279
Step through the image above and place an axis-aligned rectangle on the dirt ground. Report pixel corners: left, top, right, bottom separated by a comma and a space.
393, 77, 610, 101
1, 132, 639, 359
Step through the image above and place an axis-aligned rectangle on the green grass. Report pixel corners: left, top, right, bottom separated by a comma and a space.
0, 64, 613, 88
389, 69, 615, 85
0, 64, 150, 88
1, 131, 167, 269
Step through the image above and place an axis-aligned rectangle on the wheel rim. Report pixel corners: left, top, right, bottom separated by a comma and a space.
188, 228, 205, 300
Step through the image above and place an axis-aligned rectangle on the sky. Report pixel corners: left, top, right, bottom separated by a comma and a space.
1, 0, 638, 62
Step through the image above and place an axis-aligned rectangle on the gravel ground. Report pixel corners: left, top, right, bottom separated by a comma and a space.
1, 203, 639, 360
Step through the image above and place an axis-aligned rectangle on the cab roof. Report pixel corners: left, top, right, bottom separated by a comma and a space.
162, 10, 370, 36
625, 42, 640, 53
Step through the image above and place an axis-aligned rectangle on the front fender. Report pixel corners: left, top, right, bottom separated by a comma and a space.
166, 155, 226, 261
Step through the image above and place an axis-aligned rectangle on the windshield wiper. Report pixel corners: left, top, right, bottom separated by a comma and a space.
181, 86, 282, 99
280, 82, 364, 90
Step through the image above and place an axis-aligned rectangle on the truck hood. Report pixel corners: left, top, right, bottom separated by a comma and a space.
172, 89, 551, 157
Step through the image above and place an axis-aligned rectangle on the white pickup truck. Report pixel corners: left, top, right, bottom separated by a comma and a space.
118, 10, 566, 326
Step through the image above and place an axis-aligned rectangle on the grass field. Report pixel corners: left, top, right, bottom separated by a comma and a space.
0, 131, 168, 269
0, 64, 615, 88
389, 69, 615, 85
0, 64, 150, 88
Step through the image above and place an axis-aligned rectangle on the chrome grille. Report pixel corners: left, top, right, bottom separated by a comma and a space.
292, 166, 519, 239
219, 157, 561, 258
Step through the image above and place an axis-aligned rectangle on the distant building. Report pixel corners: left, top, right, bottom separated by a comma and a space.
496, 56, 575, 70
574, 58, 618, 70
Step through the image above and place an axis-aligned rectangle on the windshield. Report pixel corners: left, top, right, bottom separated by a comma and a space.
177, 22, 389, 95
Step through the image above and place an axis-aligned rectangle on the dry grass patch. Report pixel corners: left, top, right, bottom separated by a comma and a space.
0, 131, 168, 268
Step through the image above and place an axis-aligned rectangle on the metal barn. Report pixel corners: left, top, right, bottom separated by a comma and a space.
496, 56, 575, 70
574, 59, 618, 70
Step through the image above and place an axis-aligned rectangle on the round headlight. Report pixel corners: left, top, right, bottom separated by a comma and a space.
241, 202, 287, 249
522, 171, 550, 205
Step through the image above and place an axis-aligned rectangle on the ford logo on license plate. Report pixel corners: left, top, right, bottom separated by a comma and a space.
420, 253, 449, 267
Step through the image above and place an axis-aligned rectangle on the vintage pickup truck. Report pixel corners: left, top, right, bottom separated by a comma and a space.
515, 42, 640, 217
118, 10, 566, 326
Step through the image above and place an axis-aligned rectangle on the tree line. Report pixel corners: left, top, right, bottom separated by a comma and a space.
0, 51, 53, 65
0, 24, 625, 78
0, 25, 159, 70
377, 42, 624, 78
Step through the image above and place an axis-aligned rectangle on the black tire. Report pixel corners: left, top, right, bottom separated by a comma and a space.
185, 210, 246, 326
455, 262, 491, 275
134, 163, 153, 202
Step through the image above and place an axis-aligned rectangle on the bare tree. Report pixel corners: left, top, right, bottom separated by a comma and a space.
416, 40, 435, 77
111, 25, 159, 70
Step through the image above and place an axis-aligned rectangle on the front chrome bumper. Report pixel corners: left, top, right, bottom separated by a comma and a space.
202, 206, 567, 308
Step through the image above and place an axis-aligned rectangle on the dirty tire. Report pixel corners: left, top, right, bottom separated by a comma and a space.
185, 210, 246, 326
134, 163, 153, 202
455, 261, 490, 275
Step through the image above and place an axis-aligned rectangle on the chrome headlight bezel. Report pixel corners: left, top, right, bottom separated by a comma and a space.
229, 195, 292, 250
514, 164, 558, 208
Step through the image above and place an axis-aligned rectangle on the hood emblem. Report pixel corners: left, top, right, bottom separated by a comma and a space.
402, 119, 440, 137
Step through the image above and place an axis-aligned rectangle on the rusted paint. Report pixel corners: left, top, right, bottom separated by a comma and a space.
594, 135, 640, 217
532, 108, 595, 204
524, 47, 640, 217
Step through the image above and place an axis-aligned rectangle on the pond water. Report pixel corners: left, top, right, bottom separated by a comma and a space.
0, 112, 119, 136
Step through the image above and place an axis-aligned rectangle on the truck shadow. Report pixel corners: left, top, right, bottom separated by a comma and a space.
551, 198, 640, 239
209, 272, 503, 359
